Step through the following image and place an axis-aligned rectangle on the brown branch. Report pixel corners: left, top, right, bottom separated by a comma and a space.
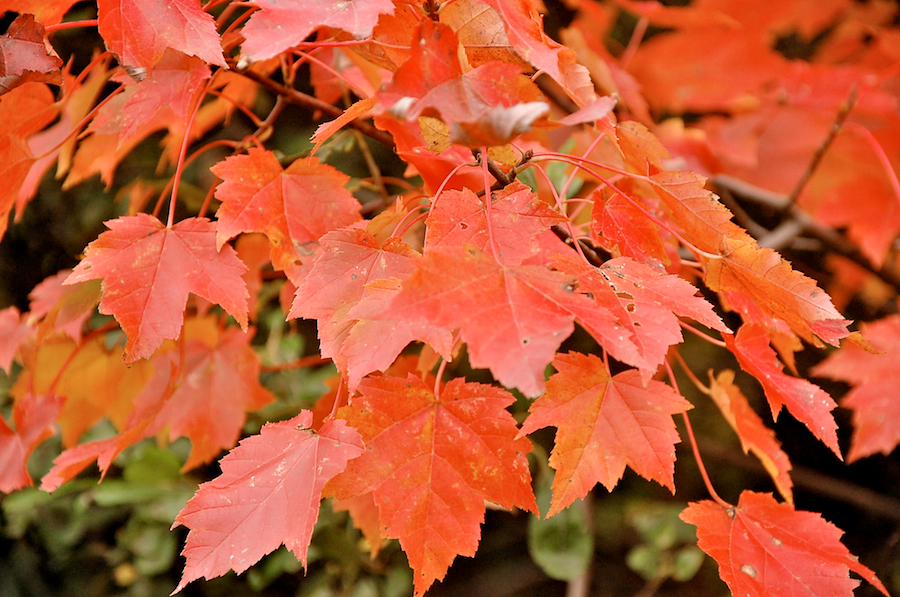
239, 69, 396, 149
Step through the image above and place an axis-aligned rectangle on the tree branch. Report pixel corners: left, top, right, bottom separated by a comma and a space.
239, 70, 396, 149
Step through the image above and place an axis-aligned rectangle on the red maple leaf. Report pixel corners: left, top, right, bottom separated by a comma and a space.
213, 148, 361, 278
126, 321, 275, 470
240, 0, 396, 62
326, 374, 536, 597
0, 14, 63, 95
812, 314, 900, 461
518, 352, 691, 516
681, 491, 888, 597
172, 411, 364, 592
0, 392, 63, 493
337, 278, 454, 390
554, 253, 728, 376
112, 50, 211, 144
97, 0, 225, 70
0, 306, 31, 374
425, 183, 565, 265
381, 19, 547, 146
27, 270, 100, 343
726, 323, 841, 457
391, 244, 584, 397
591, 191, 670, 267
65, 214, 249, 363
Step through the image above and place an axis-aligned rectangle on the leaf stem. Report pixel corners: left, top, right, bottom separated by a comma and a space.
433, 357, 449, 400
679, 321, 728, 348
528, 164, 590, 263
260, 354, 329, 373
167, 74, 219, 228
479, 147, 502, 263
671, 349, 710, 395
665, 359, 732, 508
153, 138, 240, 220
45, 19, 98, 33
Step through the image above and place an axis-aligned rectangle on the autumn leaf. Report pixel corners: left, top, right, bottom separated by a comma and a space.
336, 278, 454, 390
311, 96, 377, 154
65, 214, 248, 363
0, 14, 63, 95
0, 81, 57, 242
707, 238, 851, 347
519, 353, 691, 516
812, 314, 900, 461
11, 335, 152, 447
391, 244, 586, 397
113, 50, 211, 145
726, 323, 841, 457
552, 253, 728, 376
425, 183, 566, 265
381, 19, 547, 146
213, 148, 361, 279
477, 0, 596, 105
708, 370, 793, 502
326, 374, 536, 597
0, 392, 64, 493
0, 306, 30, 374
97, 0, 225, 70
27, 271, 101, 343
650, 170, 754, 255
125, 319, 275, 471
239, 0, 396, 62
172, 411, 364, 592
591, 191, 670, 267
681, 491, 888, 597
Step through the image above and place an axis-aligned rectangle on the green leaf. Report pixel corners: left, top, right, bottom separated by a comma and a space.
527, 466, 594, 581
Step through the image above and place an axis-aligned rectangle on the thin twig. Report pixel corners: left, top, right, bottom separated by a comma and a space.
783, 85, 858, 209
239, 69, 396, 148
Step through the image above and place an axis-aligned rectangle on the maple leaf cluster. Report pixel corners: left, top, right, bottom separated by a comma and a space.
1, 1, 899, 596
